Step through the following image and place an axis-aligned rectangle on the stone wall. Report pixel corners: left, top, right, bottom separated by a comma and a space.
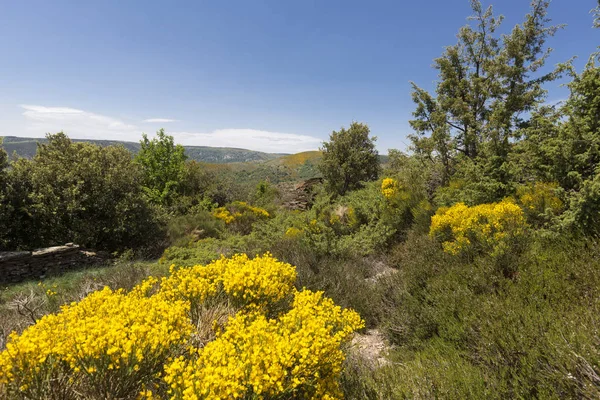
0, 243, 107, 285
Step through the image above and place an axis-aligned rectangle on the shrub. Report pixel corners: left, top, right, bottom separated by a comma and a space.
381, 178, 399, 200
158, 253, 297, 322
319, 122, 381, 196
516, 181, 564, 227
212, 201, 270, 234
165, 290, 363, 399
561, 171, 600, 237
430, 199, 527, 258
0, 287, 192, 399
0, 254, 363, 399
1, 132, 163, 252
166, 210, 225, 247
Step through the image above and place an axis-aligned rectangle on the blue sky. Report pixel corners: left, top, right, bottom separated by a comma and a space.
1, 0, 598, 153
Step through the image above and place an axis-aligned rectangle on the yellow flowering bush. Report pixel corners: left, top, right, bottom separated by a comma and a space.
0, 287, 193, 399
158, 253, 297, 322
212, 201, 270, 234
0, 254, 362, 399
381, 178, 399, 199
164, 290, 364, 399
516, 182, 564, 225
430, 199, 527, 256
381, 177, 410, 205
285, 226, 303, 238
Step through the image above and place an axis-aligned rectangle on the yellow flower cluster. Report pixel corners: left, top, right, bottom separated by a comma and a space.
158, 254, 296, 314
164, 290, 364, 399
517, 181, 563, 218
212, 201, 270, 224
381, 178, 399, 199
0, 254, 362, 399
0, 287, 192, 398
285, 226, 303, 237
430, 199, 527, 256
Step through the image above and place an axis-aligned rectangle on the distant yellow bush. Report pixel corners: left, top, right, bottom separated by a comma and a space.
212, 201, 270, 233
430, 200, 527, 256
0, 253, 362, 399
381, 178, 399, 199
285, 226, 303, 237
517, 182, 563, 223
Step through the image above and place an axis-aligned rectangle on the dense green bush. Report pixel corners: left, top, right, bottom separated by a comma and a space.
166, 210, 225, 247
376, 231, 600, 399
0, 133, 163, 252
319, 122, 380, 196
134, 129, 187, 206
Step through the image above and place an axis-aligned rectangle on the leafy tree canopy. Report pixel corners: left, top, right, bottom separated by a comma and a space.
135, 129, 187, 206
319, 122, 380, 196
409, 0, 564, 186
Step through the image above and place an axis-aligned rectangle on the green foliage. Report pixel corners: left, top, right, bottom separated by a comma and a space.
516, 181, 564, 227
319, 122, 380, 196
0, 133, 162, 252
0, 135, 281, 164
434, 156, 513, 206
409, 0, 564, 186
561, 171, 600, 237
166, 210, 225, 247
212, 201, 271, 235
251, 181, 280, 208
135, 129, 187, 206
0, 139, 7, 172
377, 233, 600, 399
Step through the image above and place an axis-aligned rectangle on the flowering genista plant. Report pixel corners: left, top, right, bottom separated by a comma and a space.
212, 201, 271, 234
158, 253, 297, 322
0, 254, 363, 399
381, 178, 399, 200
164, 290, 364, 399
430, 199, 527, 256
0, 287, 193, 399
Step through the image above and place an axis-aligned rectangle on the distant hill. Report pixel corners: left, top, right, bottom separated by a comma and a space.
0, 136, 285, 164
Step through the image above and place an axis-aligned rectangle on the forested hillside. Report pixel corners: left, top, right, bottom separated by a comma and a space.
0, 1, 599, 399
1, 135, 284, 163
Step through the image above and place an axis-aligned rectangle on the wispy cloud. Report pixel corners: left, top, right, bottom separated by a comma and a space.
173, 129, 323, 153
16, 104, 322, 153
20, 104, 139, 141
142, 118, 178, 123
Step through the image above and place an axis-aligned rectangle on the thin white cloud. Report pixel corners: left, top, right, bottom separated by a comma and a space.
172, 129, 322, 153
142, 118, 178, 123
16, 104, 322, 153
20, 104, 139, 141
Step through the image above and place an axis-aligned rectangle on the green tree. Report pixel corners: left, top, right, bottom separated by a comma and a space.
0, 139, 11, 250
319, 122, 380, 196
135, 129, 187, 205
0, 138, 7, 172
0, 133, 161, 251
409, 0, 564, 186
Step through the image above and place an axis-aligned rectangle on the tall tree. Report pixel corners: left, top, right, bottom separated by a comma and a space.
135, 129, 187, 206
319, 122, 380, 196
409, 0, 564, 184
